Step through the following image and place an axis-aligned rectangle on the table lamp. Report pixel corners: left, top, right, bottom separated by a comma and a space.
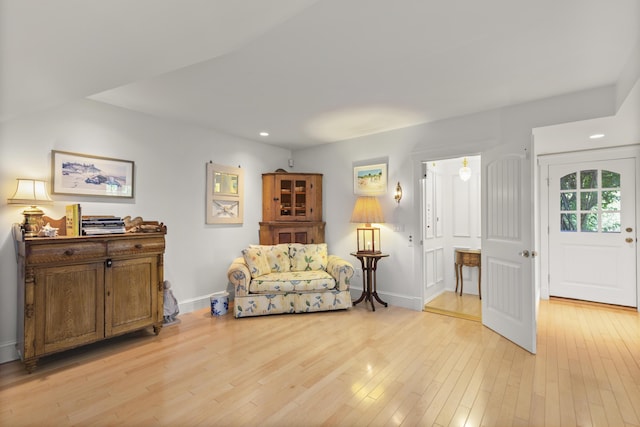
350, 196, 384, 253
7, 178, 53, 237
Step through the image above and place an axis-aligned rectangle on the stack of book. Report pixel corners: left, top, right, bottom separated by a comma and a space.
82, 216, 126, 235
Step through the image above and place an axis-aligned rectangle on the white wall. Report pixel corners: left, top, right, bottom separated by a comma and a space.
293, 85, 619, 311
0, 99, 291, 362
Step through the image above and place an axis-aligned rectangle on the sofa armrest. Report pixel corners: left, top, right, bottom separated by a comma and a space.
327, 255, 354, 291
227, 257, 250, 297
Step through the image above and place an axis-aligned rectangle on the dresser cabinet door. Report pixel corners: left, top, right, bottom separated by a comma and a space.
259, 222, 325, 245
34, 262, 105, 355
275, 227, 310, 244
105, 256, 159, 336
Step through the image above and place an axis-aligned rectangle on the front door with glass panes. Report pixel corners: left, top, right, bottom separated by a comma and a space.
549, 159, 637, 306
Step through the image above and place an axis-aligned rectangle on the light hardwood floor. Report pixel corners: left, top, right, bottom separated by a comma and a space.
1, 299, 639, 426
424, 291, 482, 322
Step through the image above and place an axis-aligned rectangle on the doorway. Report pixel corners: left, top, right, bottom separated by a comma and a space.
422, 155, 482, 320
540, 147, 640, 309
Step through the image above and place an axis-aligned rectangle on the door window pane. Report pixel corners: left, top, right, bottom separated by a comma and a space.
580, 170, 597, 189
601, 170, 620, 188
602, 190, 620, 210
561, 213, 577, 231
560, 192, 576, 210
581, 213, 598, 232
580, 191, 598, 211
602, 213, 621, 233
560, 173, 576, 190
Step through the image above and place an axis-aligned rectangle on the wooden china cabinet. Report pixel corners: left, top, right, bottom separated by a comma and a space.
259, 172, 325, 244
13, 217, 167, 372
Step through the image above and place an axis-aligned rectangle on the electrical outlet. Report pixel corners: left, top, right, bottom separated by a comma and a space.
408, 234, 414, 247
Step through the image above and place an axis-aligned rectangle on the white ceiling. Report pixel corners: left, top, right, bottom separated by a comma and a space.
2, 0, 639, 150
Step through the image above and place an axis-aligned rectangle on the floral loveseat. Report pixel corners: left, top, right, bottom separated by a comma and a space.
227, 243, 354, 318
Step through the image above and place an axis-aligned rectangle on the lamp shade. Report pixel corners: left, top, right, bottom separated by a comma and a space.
350, 196, 384, 226
7, 179, 53, 205
351, 196, 384, 253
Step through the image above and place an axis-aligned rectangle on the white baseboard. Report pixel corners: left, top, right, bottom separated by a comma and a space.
177, 294, 215, 314
349, 287, 422, 311
0, 340, 19, 364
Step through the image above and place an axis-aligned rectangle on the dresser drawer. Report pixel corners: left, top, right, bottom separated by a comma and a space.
456, 250, 481, 267
27, 241, 106, 264
108, 237, 165, 256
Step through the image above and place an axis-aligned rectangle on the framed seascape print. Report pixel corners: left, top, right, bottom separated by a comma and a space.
51, 150, 134, 198
353, 162, 387, 195
206, 162, 244, 224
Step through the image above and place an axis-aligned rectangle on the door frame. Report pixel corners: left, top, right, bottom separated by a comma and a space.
538, 145, 640, 311
419, 155, 481, 306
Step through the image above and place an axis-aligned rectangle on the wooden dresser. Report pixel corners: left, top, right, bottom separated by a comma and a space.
13, 221, 167, 372
259, 172, 325, 244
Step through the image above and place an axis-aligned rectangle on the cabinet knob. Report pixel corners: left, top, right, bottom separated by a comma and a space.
135, 244, 143, 249
64, 249, 75, 256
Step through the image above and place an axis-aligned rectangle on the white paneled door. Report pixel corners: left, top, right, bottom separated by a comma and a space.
422, 166, 445, 302
482, 145, 537, 354
549, 159, 637, 306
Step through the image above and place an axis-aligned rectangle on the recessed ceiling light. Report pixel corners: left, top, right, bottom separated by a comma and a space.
589, 133, 605, 139
259, 131, 269, 137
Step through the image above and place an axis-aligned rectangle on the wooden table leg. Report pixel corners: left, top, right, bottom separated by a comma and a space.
371, 257, 388, 308
352, 256, 367, 306
455, 261, 459, 294
366, 257, 375, 311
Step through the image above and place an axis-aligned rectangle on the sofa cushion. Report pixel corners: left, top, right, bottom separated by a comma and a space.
249, 244, 291, 272
242, 247, 271, 279
289, 243, 328, 272
249, 270, 336, 293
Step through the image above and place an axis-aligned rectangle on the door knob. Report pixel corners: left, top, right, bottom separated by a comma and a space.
625, 237, 634, 243
519, 250, 530, 258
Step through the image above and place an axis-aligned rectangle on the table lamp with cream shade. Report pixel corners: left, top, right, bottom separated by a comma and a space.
350, 196, 384, 253
7, 178, 53, 237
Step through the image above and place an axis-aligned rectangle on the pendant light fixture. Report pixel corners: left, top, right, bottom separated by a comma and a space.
459, 157, 471, 181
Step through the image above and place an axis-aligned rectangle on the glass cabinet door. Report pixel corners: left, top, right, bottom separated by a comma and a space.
276, 177, 309, 220
278, 177, 293, 217
293, 179, 307, 217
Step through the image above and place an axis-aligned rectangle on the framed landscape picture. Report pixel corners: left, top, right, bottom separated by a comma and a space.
51, 150, 134, 198
353, 163, 387, 195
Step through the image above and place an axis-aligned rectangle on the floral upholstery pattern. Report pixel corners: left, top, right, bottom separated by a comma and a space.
289, 243, 328, 271
241, 247, 271, 279
227, 243, 354, 318
233, 290, 352, 317
249, 270, 335, 293
326, 255, 354, 291
249, 244, 291, 272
